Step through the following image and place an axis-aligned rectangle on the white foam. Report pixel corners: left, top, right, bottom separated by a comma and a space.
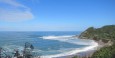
40, 35, 76, 42
41, 35, 94, 45
40, 35, 74, 39
41, 42, 98, 58
37, 35, 98, 58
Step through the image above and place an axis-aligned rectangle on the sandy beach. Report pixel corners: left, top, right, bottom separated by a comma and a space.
61, 39, 110, 58
35, 36, 100, 58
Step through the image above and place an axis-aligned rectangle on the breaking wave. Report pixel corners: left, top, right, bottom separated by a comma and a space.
39, 35, 98, 58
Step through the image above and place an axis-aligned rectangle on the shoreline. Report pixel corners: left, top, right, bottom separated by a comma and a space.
66, 39, 109, 58
57, 39, 99, 58
35, 37, 99, 58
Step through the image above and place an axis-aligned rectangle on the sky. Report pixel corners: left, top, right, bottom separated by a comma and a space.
0, 0, 115, 31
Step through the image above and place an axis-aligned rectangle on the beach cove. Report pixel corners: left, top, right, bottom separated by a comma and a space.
35, 36, 99, 58
0, 31, 98, 58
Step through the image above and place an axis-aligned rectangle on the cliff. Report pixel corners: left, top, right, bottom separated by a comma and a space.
79, 25, 115, 42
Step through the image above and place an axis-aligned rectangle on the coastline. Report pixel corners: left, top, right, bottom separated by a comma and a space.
69, 39, 111, 58
57, 39, 99, 58
35, 36, 99, 58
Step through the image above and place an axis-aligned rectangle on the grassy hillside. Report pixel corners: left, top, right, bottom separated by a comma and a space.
79, 25, 115, 41
92, 44, 115, 58
73, 25, 115, 58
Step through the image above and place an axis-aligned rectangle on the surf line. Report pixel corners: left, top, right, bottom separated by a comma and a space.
38, 35, 98, 58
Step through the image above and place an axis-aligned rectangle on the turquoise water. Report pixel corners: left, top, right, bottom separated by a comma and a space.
0, 31, 88, 56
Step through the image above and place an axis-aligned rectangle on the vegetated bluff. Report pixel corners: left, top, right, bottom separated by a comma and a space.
79, 25, 115, 41
76, 25, 115, 58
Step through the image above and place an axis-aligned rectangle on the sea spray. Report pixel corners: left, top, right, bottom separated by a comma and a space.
39, 35, 98, 58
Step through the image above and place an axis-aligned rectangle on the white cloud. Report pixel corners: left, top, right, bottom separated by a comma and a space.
0, 0, 34, 22
0, 9, 34, 22
0, 0, 28, 9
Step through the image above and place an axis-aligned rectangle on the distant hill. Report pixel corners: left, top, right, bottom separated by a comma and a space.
79, 25, 115, 41
74, 25, 115, 58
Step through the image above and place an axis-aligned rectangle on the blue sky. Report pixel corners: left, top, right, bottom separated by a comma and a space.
0, 0, 115, 31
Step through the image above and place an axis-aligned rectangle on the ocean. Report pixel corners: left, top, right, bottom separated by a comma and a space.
0, 31, 95, 57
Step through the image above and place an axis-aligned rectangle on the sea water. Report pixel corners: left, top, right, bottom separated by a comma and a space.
0, 31, 94, 57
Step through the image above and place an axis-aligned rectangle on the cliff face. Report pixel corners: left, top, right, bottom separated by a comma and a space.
79, 25, 115, 41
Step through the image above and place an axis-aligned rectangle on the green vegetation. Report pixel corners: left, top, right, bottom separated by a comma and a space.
73, 45, 115, 58
79, 25, 115, 41
72, 56, 78, 58
92, 44, 115, 58
73, 25, 115, 58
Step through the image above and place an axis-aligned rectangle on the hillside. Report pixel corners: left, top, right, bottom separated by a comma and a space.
73, 25, 115, 58
79, 25, 115, 41
91, 44, 115, 58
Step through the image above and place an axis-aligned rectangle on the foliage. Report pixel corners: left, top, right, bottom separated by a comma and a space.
79, 25, 115, 41
91, 44, 115, 58
72, 56, 78, 58
78, 25, 115, 58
